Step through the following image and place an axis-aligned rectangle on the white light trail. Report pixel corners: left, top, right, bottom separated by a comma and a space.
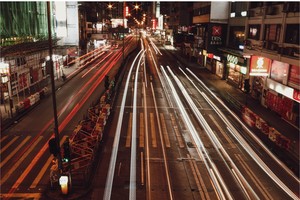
186, 68, 299, 200
103, 49, 144, 200
178, 67, 259, 199
160, 65, 228, 200
130, 50, 146, 200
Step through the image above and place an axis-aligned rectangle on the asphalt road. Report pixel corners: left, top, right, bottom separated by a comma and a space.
0, 37, 137, 200
1, 33, 299, 200
88, 34, 299, 200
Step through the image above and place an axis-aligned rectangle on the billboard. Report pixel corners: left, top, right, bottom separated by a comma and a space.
270, 60, 289, 84
250, 56, 271, 76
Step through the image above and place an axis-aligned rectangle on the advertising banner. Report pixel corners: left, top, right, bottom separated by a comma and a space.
250, 56, 271, 76
270, 60, 289, 84
288, 65, 300, 89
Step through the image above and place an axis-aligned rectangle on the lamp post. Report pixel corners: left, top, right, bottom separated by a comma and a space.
47, 2, 62, 171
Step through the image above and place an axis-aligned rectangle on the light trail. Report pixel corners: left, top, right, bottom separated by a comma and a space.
130, 50, 145, 200
81, 51, 107, 78
160, 65, 228, 200
150, 81, 174, 200
103, 49, 144, 200
186, 68, 299, 199
177, 67, 259, 199
149, 38, 162, 55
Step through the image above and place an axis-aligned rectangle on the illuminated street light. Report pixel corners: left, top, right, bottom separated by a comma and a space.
107, 3, 113, 9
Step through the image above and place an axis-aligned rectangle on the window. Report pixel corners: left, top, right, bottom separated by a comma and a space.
285, 24, 299, 45
248, 25, 260, 40
229, 26, 245, 49
264, 24, 281, 42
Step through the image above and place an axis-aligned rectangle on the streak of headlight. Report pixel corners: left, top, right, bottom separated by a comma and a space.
148, 45, 173, 107
130, 50, 146, 200
160, 65, 228, 200
178, 67, 259, 199
167, 66, 235, 200
81, 52, 111, 78
103, 49, 144, 200
149, 38, 162, 55
186, 68, 299, 199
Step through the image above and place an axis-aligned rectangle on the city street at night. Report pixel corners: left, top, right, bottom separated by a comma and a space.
0, 2, 299, 200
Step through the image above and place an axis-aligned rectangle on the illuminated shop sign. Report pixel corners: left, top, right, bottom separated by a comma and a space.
250, 56, 271, 76
270, 60, 289, 85
240, 66, 247, 75
267, 78, 299, 103
210, 25, 223, 45
227, 54, 238, 65
213, 55, 221, 61
288, 65, 300, 88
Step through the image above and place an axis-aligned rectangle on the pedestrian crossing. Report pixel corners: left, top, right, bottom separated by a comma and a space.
0, 112, 186, 198
125, 112, 185, 149
0, 135, 68, 193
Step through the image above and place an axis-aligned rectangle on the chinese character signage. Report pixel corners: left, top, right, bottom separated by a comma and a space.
250, 56, 271, 76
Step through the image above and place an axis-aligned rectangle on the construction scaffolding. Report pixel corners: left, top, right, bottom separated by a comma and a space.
0, 2, 55, 47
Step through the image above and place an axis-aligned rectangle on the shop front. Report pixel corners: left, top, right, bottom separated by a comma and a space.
226, 54, 248, 89
215, 56, 225, 78
265, 78, 299, 125
258, 59, 300, 126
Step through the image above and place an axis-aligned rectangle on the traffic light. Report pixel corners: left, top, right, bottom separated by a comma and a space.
244, 79, 250, 93
48, 138, 59, 157
62, 139, 71, 163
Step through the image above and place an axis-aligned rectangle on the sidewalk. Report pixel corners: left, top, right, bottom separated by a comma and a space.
0, 59, 83, 131
169, 46, 299, 175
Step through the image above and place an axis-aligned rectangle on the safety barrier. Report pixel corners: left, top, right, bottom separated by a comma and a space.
66, 84, 113, 184
242, 106, 291, 151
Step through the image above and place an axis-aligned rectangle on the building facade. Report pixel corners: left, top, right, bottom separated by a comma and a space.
244, 2, 300, 126
0, 2, 79, 109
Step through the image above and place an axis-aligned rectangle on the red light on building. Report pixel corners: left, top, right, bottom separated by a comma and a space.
151, 19, 156, 29
250, 56, 271, 76
207, 53, 214, 59
125, 6, 129, 17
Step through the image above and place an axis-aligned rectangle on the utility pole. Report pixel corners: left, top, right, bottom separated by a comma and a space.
47, 2, 62, 171
123, 1, 125, 61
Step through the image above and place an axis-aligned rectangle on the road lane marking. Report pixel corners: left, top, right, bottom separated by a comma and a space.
170, 113, 185, 148
0, 193, 41, 199
187, 154, 206, 200
208, 114, 235, 149
0, 135, 8, 143
1, 136, 42, 185
0, 136, 31, 168
126, 113, 133, 147
0, 136, 19, 154
235, 154, 273, 200
150, 113, 157, 148
160, 113, 170, 148
141, 152, 144, 185
30, 136, 68, 189
139, 113, 145, 148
